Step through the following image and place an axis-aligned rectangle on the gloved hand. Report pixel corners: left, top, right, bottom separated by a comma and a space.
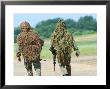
16, 52, 21, 62
75, 50, 80, 57
16, 52, 21, 57
18, 57, 21, 62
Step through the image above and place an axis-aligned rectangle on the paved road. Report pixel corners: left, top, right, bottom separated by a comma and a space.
14, 56, 97, 76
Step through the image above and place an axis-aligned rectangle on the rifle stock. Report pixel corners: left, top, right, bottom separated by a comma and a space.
53, 54, 56, 71
49, 46, 57, 71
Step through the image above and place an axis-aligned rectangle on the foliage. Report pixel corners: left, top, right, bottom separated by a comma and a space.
77, 16, 97, 31
14, 16, 97, 43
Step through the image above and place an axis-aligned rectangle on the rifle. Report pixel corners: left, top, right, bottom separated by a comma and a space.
49, 46, 57, 71
53, 54, 56, 71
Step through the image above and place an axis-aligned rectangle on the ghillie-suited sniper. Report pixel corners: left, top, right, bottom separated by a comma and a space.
16, 21, 44, 76
50, 19, 80, 76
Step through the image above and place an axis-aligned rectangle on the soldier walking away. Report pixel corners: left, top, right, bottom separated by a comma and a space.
50, 19, 80, 76
16, 21, 44, 76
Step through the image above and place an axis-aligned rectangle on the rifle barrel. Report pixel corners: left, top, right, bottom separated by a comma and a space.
53, 55, 56, 71
54, 64, 55, 71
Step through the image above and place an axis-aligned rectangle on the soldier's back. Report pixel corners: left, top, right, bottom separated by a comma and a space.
17, 31, 41, 61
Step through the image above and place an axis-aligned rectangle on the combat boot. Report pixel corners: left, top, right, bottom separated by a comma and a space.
33, 60, 41, 76
27, 70, 33, 76
63, 74, 70, 76
35, 68, 41, 76
66, 65, 71, 76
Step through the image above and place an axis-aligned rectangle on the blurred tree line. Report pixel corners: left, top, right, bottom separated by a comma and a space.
14, 16, 97, 43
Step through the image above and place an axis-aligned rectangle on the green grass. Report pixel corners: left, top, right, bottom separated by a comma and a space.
14, 33, 97, 60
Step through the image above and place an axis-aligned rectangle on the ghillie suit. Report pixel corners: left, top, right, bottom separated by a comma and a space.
50, 19, 79, 76
16, 21, 44, 76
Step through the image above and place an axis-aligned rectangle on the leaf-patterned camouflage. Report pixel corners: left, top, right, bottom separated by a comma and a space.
17, 31, 43, 61
17, 21, 44, 62
51, 19, 77, 54
50, 19, 79, 76
16, 21, 44, 76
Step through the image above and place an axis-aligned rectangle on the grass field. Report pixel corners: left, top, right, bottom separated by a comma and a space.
14, 33, 97, 60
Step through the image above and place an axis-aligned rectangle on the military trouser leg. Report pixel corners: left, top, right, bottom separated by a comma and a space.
65, 57, 71, 76
33, 60, 41, 76
24, 59, 33, 76
57, 51, 68, 76
59, 63, 68, 76
57, 50, 72, 76
66, 64, 71, 76
59, 63, 71, 76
